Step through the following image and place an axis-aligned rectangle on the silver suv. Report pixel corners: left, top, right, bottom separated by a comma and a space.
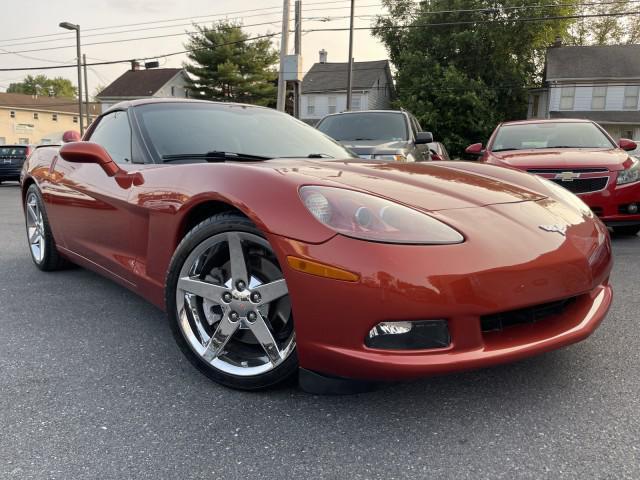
316, 110, 433, 162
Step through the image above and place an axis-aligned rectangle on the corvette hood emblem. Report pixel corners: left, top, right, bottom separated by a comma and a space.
539, 224, 567, 236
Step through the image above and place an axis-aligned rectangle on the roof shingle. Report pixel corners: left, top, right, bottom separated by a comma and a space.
0, 92, 99, 115
302, 60, 391, 93
97, 68, 184, 98
546, 45, 640, 80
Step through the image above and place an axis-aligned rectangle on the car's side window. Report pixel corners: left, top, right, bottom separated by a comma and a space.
89, 111, 132, 164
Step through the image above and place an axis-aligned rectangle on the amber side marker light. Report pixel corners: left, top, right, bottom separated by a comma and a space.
286, 256, 360, 282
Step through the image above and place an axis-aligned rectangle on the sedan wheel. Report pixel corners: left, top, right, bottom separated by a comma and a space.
26, 191, 46, 264
167, 214, 297, 390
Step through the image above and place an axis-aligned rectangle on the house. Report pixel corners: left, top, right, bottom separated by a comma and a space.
96, 64, 190, 113
528, 42, 640, 140
300, 50, 394, 124
0, 92, 100, 145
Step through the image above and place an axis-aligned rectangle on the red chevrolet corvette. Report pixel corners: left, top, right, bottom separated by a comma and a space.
466, 119, 640, 236
21, 100, 612, 392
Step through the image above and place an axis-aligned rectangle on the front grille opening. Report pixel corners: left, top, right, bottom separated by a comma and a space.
591, 206, 604, 217
481, 297, 577, 333
550, 177, 608, 194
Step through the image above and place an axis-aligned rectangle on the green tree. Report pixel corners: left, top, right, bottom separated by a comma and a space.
183, 22, 278, 106
374, 0, 577, 156
568, 0, 640, 45
7, 75, 77, 97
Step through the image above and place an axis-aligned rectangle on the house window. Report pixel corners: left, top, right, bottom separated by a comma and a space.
559, 86, 575, 110
307, 96, 315, 115
0, 137, 5, 145
41, 138, 52, 145
171, 86, 176, 96
52, 114, 58, 121
73, 116, 78, 123
33, 112, 39, 120
10, 111, 15, 118
624, 86, 639, 110
328, 96, 337, 114
591, 86, 607, 110
352, 94, 361, 111
18, 138, 29, 144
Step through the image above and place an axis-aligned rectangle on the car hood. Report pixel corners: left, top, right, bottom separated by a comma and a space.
490, 148, 631, 171
339, 139, 410, 155
270, 159, 548, 212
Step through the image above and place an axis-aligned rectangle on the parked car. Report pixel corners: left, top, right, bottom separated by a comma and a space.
316, 110, 433, 162
428, 142, 450, 161
21, 99, 612, 393
0, 145, 32, 184
466, 119, 640, 236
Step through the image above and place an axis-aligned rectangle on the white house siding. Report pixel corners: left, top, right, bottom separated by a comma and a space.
153, 74, 190, 99
367, 74, 391, 110
301, 91, 370, 121
549, 84, 636, 112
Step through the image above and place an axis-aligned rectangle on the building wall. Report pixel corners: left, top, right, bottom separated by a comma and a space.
548, 84, 633, 112
300, 91, 370, 121
0, 107, 80, 145
368, 73, 392, 110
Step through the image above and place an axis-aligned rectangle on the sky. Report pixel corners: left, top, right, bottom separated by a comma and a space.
0, 0, 390, 97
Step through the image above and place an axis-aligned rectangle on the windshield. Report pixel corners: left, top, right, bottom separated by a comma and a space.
134, 102, 356, 161
0, 146, 27, 157
317, 112, 409, 142
492, 122, 615, 151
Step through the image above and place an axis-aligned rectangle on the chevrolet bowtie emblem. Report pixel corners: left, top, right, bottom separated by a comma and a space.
555, 171, 580, 182
539, 224, 567, 236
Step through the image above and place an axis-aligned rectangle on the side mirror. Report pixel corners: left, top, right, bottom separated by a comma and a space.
62, 130, 81, 143
415, 132, 434, 144
618, 138, 637, 152
59, 142, 120, 176
465, 143, 484, 156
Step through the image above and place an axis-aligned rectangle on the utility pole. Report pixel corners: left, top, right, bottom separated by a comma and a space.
346, 0, 355, 111
294, 0, 302, 118
82, 54, 90, 128
59, 22, 84, 134
277, 0, 290, 111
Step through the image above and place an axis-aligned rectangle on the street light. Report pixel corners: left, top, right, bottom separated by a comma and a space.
59, 21, 84, 135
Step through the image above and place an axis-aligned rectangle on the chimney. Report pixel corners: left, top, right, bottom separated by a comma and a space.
319, 49, 328, 64
131, 60, 141, 71
552, 36, 563, 48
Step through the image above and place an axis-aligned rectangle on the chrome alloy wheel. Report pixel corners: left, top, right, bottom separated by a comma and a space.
176, 232, 295, 376
26, 192, 46, 264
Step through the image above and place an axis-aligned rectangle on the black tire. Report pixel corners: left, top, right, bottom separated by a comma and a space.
612, 225, 640, 236
24, 184, 70, 271
165, 213, 298, 390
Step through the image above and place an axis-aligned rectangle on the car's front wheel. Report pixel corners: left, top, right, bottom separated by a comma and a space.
166, 213, 297, 390
612, 225, 640, 236
24, 184, 69, 271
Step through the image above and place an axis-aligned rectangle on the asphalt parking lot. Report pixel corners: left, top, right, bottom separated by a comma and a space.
1, 182, 639, 480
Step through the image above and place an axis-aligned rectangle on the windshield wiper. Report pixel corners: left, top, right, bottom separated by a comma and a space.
162, 151, 272, 163
491, 148, 522, 152
277, 153, 335, 159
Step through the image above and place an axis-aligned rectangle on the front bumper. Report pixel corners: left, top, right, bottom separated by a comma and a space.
268, 201, 612, 381
0, 164, 22, 180
563, 177, 640, 226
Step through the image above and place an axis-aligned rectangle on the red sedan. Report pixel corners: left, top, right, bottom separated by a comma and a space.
21, 100, 612, 393
466, 119, 640, 236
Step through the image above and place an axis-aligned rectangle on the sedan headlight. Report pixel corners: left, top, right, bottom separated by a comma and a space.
299, 186, 464, 244
374, 154, 406, 162
617, 158, 640, 185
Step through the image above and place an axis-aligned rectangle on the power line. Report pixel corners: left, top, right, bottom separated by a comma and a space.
0, 9, 638, 72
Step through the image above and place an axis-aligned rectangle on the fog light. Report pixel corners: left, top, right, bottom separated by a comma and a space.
628, 203, 639, 214
365, 320, 450, 350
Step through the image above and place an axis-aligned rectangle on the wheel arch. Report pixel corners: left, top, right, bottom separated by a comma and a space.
175, 199, 251, 248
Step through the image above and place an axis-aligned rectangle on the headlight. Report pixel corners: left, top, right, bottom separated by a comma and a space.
299, 186, 464, 244
374, 154, 406, 162
617, 158, 640, 185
